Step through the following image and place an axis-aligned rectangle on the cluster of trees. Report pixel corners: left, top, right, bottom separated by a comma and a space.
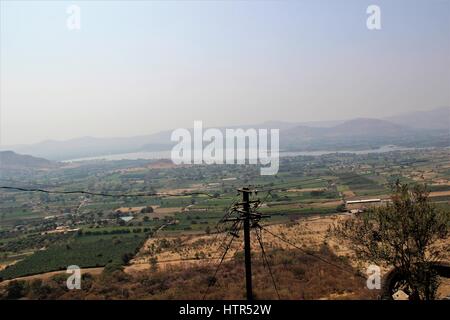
0, 233, 147, 280
0, 233, 70, 253
140, 206, 154, 214
79, 228, 151, 237
332, 182, 449, 300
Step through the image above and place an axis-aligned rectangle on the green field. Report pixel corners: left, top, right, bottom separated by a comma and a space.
1, 148, 449, 281
0, 232, 148, 280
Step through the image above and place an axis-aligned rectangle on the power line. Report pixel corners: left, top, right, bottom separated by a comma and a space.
0, 185, 222, 199
209, 186, 272, 300
203, 194, 242, 264
212, 199, 238, 255
259, 225, 365, 280
254, 227, 281, 299
215, 195, 240, 233
202, 220, 242, 300
252, 189, 273, 212
2, 182, 366, 298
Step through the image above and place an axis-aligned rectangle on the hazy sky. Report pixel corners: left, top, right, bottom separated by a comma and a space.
1, 0, 449, 145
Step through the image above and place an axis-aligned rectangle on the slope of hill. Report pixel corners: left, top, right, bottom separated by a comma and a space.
322, 118, 414, 137
2, 136, 172, 161
0, 151, 54, 170
281, 118, 414, 141
385, 106, 449, 130
280, 118, 448, 151
281, 119, 391, 139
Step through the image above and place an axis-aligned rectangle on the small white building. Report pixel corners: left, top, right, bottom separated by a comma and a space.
120, 216, 134, 222
346, 199, 381, 205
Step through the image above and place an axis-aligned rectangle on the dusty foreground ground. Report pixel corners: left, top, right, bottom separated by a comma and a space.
1, 214, 448, 299
4, 215, 347, 283
128, 214, 450, 299
128, 215, 351, 272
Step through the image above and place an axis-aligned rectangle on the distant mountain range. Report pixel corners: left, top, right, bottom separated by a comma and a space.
1, 107, 448, 161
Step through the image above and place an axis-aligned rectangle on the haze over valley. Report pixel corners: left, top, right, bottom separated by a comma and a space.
1, 107, 448, 161
0, 1, 449, 302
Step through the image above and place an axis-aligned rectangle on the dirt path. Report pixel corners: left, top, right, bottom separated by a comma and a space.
287, 188, 326, 193
0, 267, 104, 287
429, 190, 450, 197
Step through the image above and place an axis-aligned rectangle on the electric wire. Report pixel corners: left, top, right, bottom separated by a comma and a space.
259, 225, 365, 280
202, 220, 242, 300
0, 185, 223, 199
254, 227, 281, 299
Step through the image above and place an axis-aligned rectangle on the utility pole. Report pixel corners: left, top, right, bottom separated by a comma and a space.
240, 187, 253, 301
224, 186, 269, 300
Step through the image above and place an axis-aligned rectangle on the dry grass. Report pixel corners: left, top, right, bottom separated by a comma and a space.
130, 215, 359, 271
0, 247, 377, 300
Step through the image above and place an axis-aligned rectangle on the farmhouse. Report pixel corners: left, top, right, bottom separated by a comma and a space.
345, 198, 388, 211
345, 199, 381, 204
120, 216, 134, 222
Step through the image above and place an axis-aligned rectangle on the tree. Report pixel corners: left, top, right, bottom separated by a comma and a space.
121, 252, 134, 265
5, 280, 25, 299
140, 206, 153, 214
336, 203, 347, 213
149, 256, 158, 272
332, 182, 449, 300
103, 262, 124, 274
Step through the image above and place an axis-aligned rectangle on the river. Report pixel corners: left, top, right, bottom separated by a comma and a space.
64, 145, 419, 163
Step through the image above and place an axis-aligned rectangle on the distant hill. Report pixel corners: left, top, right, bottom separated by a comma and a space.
385, 106, 449, 130
283, 118, 414, 139
324, 118, 414, 137
0, 151, 54, 170
1, 107, 448, 160
279, 118, 426, 150
259, 120, 344, 130
2, 136, 172, 161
